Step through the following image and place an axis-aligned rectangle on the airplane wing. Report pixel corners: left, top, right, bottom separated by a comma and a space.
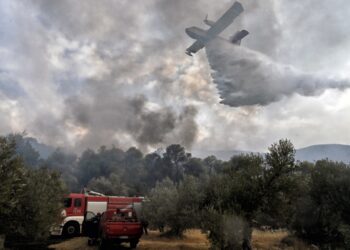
186, 40, 205, 56
207, 2, 244, 38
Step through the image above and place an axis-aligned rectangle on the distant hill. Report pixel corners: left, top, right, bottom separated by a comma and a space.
22, 139, 350, 163
193, 144, 350, 163
295, 144, 350, 163
191, 149, 255, 161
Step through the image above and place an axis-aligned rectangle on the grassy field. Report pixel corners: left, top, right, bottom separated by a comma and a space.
50, 229, 311, 250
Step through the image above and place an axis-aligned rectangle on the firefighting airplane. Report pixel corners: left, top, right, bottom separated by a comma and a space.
185, 1, 249, 56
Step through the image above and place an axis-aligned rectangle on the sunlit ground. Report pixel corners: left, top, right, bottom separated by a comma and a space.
50, 229, 311, 250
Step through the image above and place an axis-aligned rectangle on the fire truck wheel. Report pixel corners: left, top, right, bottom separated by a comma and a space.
87, 238, 94, 246
130, 240, 138, 249
99, 239, 109, 250
63, 222, 80, 237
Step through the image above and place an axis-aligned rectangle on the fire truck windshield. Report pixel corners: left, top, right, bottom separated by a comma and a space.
63, 198, 72, 208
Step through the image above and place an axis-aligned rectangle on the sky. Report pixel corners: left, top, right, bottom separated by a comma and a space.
1, 0, 350, 154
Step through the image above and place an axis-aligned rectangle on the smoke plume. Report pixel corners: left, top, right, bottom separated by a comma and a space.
65, 91, 198, 151
2, 0, 350, 152
206, 38, 350, 107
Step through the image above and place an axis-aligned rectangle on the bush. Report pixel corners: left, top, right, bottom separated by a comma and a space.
0, 136, 66, 241
292, 160, 350, 248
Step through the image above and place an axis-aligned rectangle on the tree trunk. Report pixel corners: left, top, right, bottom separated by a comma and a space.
242, 238, 252, 250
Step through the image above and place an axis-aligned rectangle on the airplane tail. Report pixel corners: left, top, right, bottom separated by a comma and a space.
230, 30, 249, 45
203, 14, 215, 27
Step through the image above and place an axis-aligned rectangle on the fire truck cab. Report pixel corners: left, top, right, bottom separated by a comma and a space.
50, 192, 143, 237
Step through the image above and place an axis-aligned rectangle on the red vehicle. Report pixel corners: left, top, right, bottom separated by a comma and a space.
98, 208, 143, 249
50, 191, 143, 237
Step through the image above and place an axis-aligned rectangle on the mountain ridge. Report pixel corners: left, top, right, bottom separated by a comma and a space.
192, 144, 350, 163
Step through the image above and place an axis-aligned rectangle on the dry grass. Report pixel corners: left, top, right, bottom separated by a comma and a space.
252, 229, 289, 249
50, 230, 209, 250
50, 229, 311, 250
50, 237, 93, 250
139, 229, 209, 250
252, 229, 312, 250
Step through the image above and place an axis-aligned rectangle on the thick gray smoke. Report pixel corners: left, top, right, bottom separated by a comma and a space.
206, 38, 350, 107
2, 0, 350, 152
65, 86, 198, 151
2, 0, 205, 152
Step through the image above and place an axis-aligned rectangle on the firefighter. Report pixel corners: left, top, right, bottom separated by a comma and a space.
141, 219, 149, 235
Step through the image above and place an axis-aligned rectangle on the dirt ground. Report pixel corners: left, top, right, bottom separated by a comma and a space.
50, 229, 311, 250
50, 230, 209, 250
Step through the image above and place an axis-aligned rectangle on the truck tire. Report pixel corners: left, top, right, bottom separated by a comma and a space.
99, 239, 111, 250
130, 240, 138, 249
87, 238, 96, 246
63, 222, 80, 238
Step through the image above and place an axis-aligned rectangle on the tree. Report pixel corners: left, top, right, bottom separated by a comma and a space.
143, 152, 164, 188
259, 139, 300, 228
143, 178, 178, 233
292, 160, 350, 248
44, 148, 78, 191
12, 168, 66, 240
0, 136, 27, 234
45, 148, 77, 172
77, 149, 100, 186
203, 155, 223, 174
7, 133, 40, 167
184, 158, 205, 177
143, 176, 204, 237
168, 176, 205, 236
122, 147, 144, 195
202, 154, 264, 249
0, 136, 66, 241
87, 173, 128, 196
163, 144, 191, 183
265, 139, 296, 187
203, 139, 299, 249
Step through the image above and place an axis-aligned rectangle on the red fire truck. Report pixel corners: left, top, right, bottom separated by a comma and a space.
50, 191, 143, 237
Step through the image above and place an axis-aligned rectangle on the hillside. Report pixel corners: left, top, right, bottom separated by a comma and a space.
295, 144, 350, 163
25, 137, 350, 163
193, 144, 350, 163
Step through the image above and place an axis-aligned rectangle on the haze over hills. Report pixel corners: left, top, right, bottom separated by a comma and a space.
26, 137, 55, 159
295, 144, 350, 163
193, 144, 350, 163
23, 136, 350, 163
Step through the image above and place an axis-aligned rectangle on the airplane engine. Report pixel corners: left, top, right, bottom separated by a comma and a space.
230, 30, 249, 45
204, 15, 216, 27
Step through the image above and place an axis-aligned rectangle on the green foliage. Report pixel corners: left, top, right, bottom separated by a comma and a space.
0, 136, 26, 234
266, 139, 296, 174
203, 209, 251, 250
184, 158, 204, 177
7, 133, 40, 167
87, 173, 128, 195
143, 178, 178, 233
143, 152, 164, 187
163, 144, 191, 183
0, 136, 66, 241
168, 176, 205, 236
292, 160, 350, 248
62, 143, 204, 195
203, 155, 223, 174
12, 168, 67, 240
203, 139, 298, 248
143, 176, 204, 237
5, 133, 350, 249
44, 148, 78, 191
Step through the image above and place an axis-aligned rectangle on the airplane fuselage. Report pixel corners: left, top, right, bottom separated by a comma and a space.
185, 1, 247, 56
185, 27, 209, 43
